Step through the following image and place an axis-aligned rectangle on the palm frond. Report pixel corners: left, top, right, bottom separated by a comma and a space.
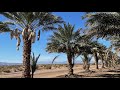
51, 55, 59, 64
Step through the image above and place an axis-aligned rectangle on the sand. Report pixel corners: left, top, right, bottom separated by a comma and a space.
0, 65, 120, 78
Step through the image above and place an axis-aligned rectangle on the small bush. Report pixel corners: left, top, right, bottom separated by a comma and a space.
44, 65, 52, 69
3, 70, 11, 73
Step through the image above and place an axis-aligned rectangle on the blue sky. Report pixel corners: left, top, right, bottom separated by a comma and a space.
0, 12, 111, 63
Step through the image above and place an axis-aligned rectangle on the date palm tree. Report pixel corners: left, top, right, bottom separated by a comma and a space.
0, 12, 63, 78
83, 12, 120, 69
83, 12, 120, 39
90, 41, 106, 69
46, 23, 84, 76
81, 53, 92, 72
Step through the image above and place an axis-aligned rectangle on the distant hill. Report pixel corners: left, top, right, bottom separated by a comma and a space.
0, 60, 94, 66
0, 62, 21, 66
38, 60, 82, 64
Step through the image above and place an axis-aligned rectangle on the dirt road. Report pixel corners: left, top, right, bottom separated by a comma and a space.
0, 67, 82, 78
0, 65, 120, 78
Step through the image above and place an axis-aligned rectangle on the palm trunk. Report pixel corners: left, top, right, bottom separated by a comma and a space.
101, 59, 105, 68
93, 52, 99, 69
22, 37, 31, 78
83, 54, 90, 72
67, 54, 73, 75
83, 60, 90, 71
83, 60, 86, 70
85, 62, 90, 71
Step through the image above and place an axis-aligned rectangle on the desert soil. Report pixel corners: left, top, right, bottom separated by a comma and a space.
0, 65, 120, 78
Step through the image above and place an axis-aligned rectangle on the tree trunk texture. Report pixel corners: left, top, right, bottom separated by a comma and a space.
67, 54, 73, 75
83, 55, 90, 72
93, 52, 99, 69
22, 37, 31, 78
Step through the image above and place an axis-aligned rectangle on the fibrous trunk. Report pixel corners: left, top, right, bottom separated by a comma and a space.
83, 55, 90, 72
22, 37, 31, 78
67, 54, 73, 75
93, 52, 99, 69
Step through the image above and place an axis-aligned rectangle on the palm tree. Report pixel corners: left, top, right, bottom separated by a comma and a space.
98, 49, 105, 68
83, 12, 120, 68
102, 46, 120, 68
46, 23, 83, 76
81, 53, 92, 72
0, 12, 63, 78
90, 41, 106, 69
76, 40, 93, 72
83, 12, 120, 39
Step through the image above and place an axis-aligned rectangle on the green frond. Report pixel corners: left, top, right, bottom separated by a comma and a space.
84, 12, 120, 38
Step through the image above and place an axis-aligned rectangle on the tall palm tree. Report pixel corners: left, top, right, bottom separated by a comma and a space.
0, 12, 63, 78
46, 23, 84, 76
83, 12, 120, 69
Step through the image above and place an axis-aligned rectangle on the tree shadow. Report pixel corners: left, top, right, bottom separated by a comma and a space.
80, 70, 96, 73
56, 74, 84, 78
107, 70, 120, 73
96, 74, 120, 78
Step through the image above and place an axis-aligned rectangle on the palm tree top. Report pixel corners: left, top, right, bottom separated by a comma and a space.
0, 12, 64, 50
83, 12, 120, 39
0, 12, 64, 31
46, 23, 83, 53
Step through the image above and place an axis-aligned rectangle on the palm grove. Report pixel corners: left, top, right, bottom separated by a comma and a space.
0, 12, 120, 78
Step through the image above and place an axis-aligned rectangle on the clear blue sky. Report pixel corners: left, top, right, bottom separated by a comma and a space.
0, 12, 111, 63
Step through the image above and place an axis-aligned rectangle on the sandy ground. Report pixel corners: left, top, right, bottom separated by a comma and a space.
0, 65, 120, 78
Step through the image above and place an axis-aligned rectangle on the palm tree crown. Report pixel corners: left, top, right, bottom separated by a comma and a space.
46, 23, 83, 54
0, 12, 64, 49
83, 12, 120, 38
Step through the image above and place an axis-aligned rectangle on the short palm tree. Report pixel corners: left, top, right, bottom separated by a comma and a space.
0, 12, 63, 78
46, 23, 83, 76
103, 46, 119, 68
30, 52, 40, 78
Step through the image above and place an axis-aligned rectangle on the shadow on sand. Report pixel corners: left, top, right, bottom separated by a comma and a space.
96, 74, 120, 78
